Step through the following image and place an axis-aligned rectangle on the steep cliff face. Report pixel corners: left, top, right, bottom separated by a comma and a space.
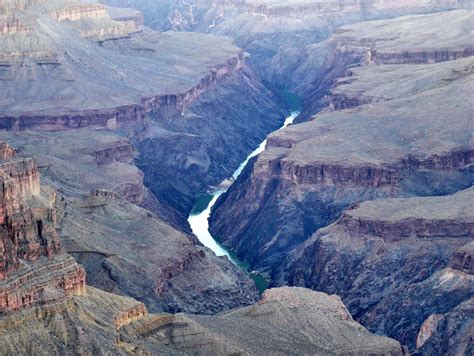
61, 192, 259, 314
271, 9, 474, 121
0, 0, 287, 223
0, 286, 404, 355
0, 142, 85, 312
210, 32, 473, 271
280, 189, 474, 349
134, 67, 286, 218
416, 297, 474, 355
0, 151, 55, 279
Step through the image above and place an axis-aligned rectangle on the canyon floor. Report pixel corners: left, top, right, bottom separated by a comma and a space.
0, 0, 473, 355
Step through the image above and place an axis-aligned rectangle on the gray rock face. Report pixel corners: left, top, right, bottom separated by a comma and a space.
0, 0, 287, 223
211, 12, 474, 271
282, 189, 474, 349
416, 298, 474, 356
209, 11, 474, 350
133, 67, 286, 218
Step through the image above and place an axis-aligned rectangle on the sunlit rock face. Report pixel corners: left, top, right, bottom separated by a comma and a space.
0, 130, 260, 315
0, 141, 85, 312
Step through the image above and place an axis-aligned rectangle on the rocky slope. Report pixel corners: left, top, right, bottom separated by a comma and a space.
209, 11, 474, 350
0, 0, 287, 313
276, 8, 474, 120
282, 189, 474, 350
0, 134, 260, 314
416, 297, 474, 355
0, 286, 405, 355
211, 10, 474, 270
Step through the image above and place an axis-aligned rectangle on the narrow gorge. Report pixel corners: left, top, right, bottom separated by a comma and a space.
0, 0, 472, 355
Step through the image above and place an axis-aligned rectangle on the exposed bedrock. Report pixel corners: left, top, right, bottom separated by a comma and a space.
210, 54, 474, 272
0, 0, 288, 223
103, 1, 473, 121
209, 11, 473, 351
0, 286, 404, 355
270, 9, 474, 122
0, 144, 85, 313
278, 189, 474, 350
415, 297, 474, 356
59, 192, 259, 315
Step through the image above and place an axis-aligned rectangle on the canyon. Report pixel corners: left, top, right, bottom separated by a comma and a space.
0, 0, 472, 354
209, 9, 474, 353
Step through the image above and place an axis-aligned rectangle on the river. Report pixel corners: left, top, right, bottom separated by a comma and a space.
188, 107, 300, 293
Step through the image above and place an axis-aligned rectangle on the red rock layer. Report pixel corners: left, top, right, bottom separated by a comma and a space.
0, 255, 85, 312
339, 213, 474, 242
260, 149, 473, 188
0, 142, 85, 313
114, 302, 148, 329
0, 155, 59, 279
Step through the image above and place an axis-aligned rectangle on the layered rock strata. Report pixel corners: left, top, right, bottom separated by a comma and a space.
61, 191, 259, 314
104, 0, 472, 119
0, 286, 405, 355
0, 131, 260, 314
282, 189, 474, 349
0, 142, 85, 313
211, 53, 473, 272
0, 0, 287, 222
209, 11, 474, 351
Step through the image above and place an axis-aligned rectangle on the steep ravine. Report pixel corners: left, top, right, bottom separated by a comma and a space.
188, 94, 301, 292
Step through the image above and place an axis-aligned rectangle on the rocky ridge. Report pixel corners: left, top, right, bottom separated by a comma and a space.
0, 286, 405, 355
282, 189, 474, 350
103, 0, 472, 120
0, 0, 287, 222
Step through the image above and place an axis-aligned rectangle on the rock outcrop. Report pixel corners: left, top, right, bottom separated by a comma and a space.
0, 142, 85, 313
416, 298, 474, 355
104, 0, 472, 120
0, 0, 287, 222
0, 286, 405, 355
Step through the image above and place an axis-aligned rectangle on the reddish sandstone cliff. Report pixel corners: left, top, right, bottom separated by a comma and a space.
0, 142, 85, 312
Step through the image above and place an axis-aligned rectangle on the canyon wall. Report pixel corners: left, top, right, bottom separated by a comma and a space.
209, 11, 474, 351
0, 142, 85, 313
0, 131, 261, 314
282, 189, 474, 350
0, 0, 288, 222
103, 0, 472, 121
